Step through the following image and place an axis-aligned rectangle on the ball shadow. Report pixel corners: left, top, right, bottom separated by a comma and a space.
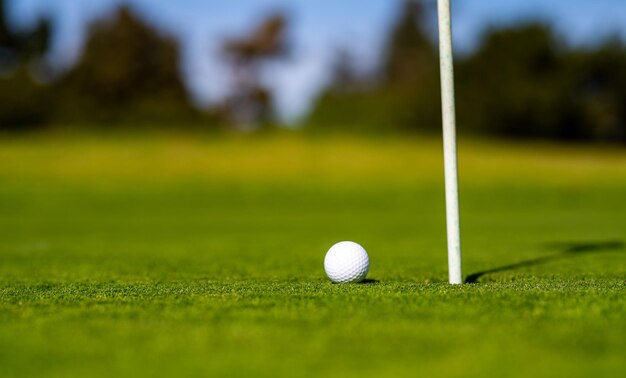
358, 278, 380, 284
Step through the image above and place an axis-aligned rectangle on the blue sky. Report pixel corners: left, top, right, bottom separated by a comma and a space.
6, 0, 626, 120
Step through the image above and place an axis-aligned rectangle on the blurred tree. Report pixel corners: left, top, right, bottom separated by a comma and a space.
307, 0, 439, 132
0, 0, 51, 66
0, 0, 19, 71
305, 48, 376, 132
54, 6, 204, 124
570, 39, 626, 143
221, 13, 289, 130
381, 0, 440, 131
19, 18, 50, 65
383, 0, 437, 89
0, 67, 52, 129
0, 0, 53, 130
328, 48, 364, 93
456, 24, 626, 143
0, 0, 13, 50
308, 3, 626, 144
456, 24, 567, 138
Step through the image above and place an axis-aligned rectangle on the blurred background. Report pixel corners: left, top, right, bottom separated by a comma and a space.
0, 0, 625, 142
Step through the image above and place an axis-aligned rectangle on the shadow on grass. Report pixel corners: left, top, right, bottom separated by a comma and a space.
465, 240, 624, 283
359, 279, 380, 284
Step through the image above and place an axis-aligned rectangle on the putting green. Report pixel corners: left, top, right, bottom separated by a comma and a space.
1, 134, 624, 377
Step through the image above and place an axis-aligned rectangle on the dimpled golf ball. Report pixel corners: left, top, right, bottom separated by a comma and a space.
324, 241, 370, 283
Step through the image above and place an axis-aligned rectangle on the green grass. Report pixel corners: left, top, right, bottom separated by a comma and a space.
0, 135, 625, 377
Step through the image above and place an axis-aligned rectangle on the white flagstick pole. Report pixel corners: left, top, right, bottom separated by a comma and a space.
437, 0, 462, 284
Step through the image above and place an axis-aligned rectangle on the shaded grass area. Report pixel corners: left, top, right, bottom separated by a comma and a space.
0, 135, 625, 377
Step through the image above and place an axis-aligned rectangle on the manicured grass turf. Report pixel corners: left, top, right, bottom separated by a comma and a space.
0, 135, 625, 377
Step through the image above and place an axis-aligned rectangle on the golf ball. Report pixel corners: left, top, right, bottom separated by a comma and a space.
324, 241, 370, 283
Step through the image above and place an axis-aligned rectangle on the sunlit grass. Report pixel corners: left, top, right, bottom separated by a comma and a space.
0, 133, 624, 377
1, 133, 625, 185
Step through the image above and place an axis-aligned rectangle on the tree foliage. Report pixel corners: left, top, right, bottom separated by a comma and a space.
456, 24, 567, 138
1, 3, 213, 129
0, 0, 53, 130
383, 0, 436, 89
1, 0, 625, 142
0, 0, 50, 65
308, 0, 626, 144
54, 6, 203, 124
308, 0, 440, 132
457, 24, 626, 142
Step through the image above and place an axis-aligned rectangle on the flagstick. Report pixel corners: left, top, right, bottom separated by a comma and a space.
437, 0, 462, 284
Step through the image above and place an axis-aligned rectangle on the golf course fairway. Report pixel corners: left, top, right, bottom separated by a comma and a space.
1, 134, 625, 377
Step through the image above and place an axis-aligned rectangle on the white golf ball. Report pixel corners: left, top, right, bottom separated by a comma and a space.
324, 241, 370, 283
